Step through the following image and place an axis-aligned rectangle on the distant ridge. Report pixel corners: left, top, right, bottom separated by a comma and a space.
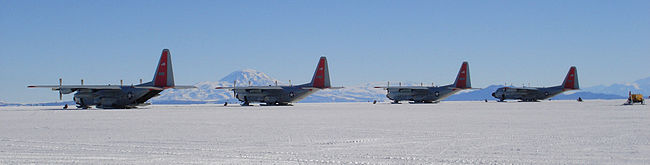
583, 76, 650, 97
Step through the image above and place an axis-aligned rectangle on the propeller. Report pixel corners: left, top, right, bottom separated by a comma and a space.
233, 80, 237, 97
59, 78, 62, 100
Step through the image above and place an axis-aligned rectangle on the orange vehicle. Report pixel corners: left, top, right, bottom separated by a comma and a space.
625, 91, 644, 105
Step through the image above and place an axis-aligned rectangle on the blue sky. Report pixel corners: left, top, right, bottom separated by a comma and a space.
1, 0, 649, 103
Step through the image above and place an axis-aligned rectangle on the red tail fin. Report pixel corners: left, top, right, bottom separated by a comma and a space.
310, 56, 330, 88
562, 66, 578, 89
152, 49, 175, 88
453, 62, 471, 89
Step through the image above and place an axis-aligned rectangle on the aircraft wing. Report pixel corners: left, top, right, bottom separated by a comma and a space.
28, 85, 172, 91
28, 85, 123, 90
373, 86, 429, 90
215, 86, 284, 90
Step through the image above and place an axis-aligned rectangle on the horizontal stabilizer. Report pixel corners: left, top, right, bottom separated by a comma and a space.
171, 85, 197, 89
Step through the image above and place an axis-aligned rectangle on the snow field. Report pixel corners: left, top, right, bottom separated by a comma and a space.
0, 100, 648, 164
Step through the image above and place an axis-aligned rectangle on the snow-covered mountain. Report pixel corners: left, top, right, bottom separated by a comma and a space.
583, 77, 650, 97
219, 69, 281, 86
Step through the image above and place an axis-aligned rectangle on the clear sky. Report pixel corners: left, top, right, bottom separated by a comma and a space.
1, 0, 649, 103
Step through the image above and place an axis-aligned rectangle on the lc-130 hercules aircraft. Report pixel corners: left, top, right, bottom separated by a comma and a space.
28, 49, 196, 109
216, 56, 343, 106
375, 62, 473, 104
491, 66, 579, 102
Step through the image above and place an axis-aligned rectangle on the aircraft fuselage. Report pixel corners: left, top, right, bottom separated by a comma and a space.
232, 85, 318, 105
491, 86, 565, 102
386, 85, 460, 103
73, 87, 162, 109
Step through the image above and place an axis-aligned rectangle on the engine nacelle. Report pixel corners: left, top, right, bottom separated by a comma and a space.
60, 88, 75, 94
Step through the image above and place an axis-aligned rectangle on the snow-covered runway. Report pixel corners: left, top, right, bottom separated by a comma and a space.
1, 100, 648, 164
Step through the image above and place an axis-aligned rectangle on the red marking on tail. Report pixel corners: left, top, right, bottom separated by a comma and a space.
563, 67, 577, 89
455, 62, 469, 88
312, 58, 326, 88
154, 50, 169, 87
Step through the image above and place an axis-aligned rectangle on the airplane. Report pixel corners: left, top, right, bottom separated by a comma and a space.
491, 66, 579, 102
216, 56, 343, 106
28, 49, 196, 109
374, 61, 473, 104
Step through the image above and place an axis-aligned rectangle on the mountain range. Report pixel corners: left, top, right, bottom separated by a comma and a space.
583, 77, 650, 97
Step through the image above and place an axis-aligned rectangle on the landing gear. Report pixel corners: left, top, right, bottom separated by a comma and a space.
76, 99, 90, 109
241, 96, 251, 106
520, 98, 539, 102
262, 102, 292, 106
409, 100, 438, 104
241, 101, 250, 106
499, 94, 506, 102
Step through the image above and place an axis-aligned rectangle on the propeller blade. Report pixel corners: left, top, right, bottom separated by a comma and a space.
233, 80, 237, 97
59, 78, 63, 100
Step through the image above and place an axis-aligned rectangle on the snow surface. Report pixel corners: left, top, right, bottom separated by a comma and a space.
1, 100, 649, 164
